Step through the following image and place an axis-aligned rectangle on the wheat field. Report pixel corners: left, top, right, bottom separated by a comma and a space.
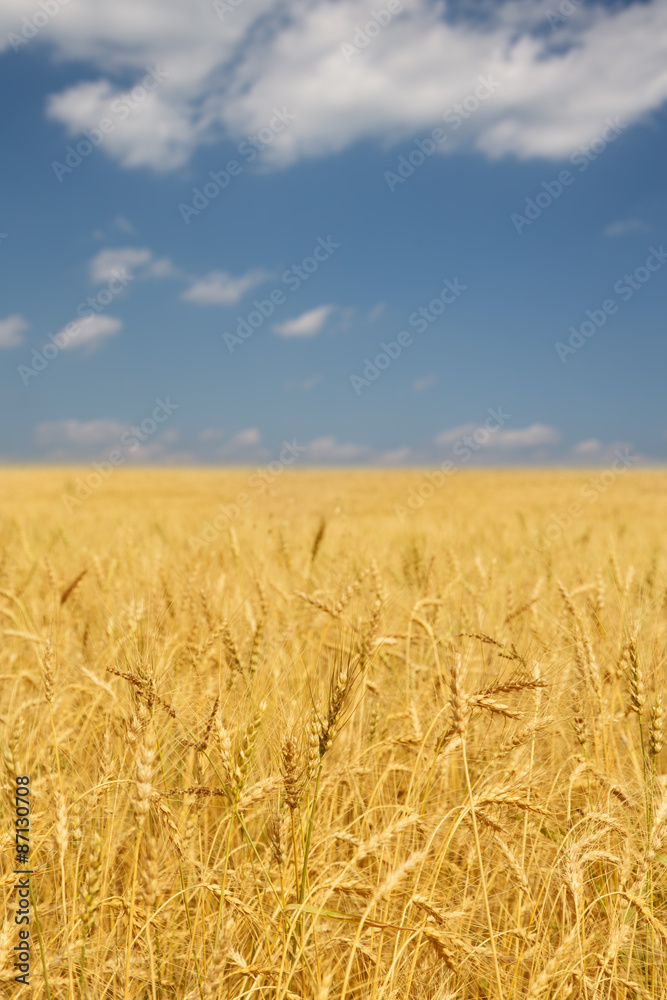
1, 467, 667, 999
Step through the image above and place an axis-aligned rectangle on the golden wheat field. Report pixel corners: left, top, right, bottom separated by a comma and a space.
2, 467, 667, 1000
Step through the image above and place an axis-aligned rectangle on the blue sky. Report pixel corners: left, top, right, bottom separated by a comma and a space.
1, 0, 666, 466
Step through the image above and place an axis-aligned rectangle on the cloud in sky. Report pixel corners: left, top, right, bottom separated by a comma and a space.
45, 74, 194, 171
7, 0, 666, 171
233, 428, 261, 446
285, 375, 322, 390
28, 417, 641, 466
568, 438, 636, 464
181, 269, 271, 306
90, 250, 269, 307
35, 418, 125, 449
89, 246, 182, 285
218, 427, 268, 460
57, 314, 123, 350
367, 302, 386, 323
489, 424, 562, 450
148, 257, 180, 279
413, 374, 437, 392
379, 446, 412, 464
273, 304, 334, 337
571, 438, 603, 455
31, 420, 368, 465
435, 422, 561, 450
113, 215, 135, 234
604, 217, 650, 237
34, 417, 188, 463
303, 437, 370, 462
200, 427, 225, 442
0, 314, 28, 348
89, 246, 153, 283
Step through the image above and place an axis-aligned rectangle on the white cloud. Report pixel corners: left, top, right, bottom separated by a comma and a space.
571, 438, 602, 455
568, 438, 636, 464
413, 374, 437, 392
113, 215, 135, 233
367, 302, 386, 323
0, 314, 28, 348
17, 0, 667, 171
89, 245, 181, 283
200, 427, 225, 442
604, 217, 650, 237
378, 446, 412, 464
303, 436, 370, 462
91, 216, 135, 240
148, 256, 180, 278
273, 304, 334, 337
35, 418, 124, 449
233, 428, 261, 446
91, 249, 268, 305
218, 427, 267, 460
434, 423, 477, 448
285, 374, 322, 390
181, 269, 270, 305
58, 314, 123, 350
299, 438, 411, 464
435, 422, 560, 450
89, 246, 153, 283
46, 76, 198, 171
33, 416, 189, 462
490, 424, 561, 450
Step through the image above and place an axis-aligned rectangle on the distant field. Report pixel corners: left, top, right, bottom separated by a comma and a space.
1, 468, 666, 999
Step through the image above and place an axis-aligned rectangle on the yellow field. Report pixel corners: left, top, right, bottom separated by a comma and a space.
2, 468, 666, 999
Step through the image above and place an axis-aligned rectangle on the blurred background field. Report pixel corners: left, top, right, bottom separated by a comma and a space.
1, 466, 666, 559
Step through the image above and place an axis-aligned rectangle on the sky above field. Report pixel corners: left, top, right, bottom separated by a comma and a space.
1, 0, 666, 467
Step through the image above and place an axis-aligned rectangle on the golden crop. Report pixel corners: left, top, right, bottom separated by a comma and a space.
1, 467, 666, 999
